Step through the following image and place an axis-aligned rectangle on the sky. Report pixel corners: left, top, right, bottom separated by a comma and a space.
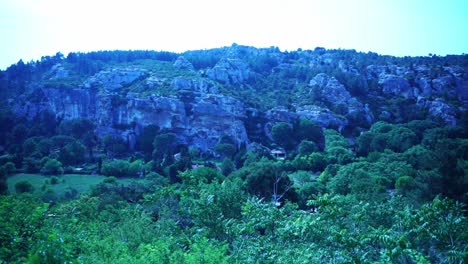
0, 0, 467, 70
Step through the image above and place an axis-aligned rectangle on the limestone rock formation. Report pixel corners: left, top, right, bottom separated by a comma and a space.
379, 74, 414, 99
206, 58, 251, 85
84, 68, 147, 90
173, 56, 195, 71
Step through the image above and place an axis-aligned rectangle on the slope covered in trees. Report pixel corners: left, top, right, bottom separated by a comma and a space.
0, 46, 467, 263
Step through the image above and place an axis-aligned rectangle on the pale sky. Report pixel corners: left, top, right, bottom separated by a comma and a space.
0, 0, 467, 70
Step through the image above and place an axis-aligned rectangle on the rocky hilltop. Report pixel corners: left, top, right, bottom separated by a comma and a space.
1, 45, 467, 152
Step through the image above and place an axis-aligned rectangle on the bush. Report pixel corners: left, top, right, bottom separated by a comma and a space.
15, 181, 34, 193
395, 176, 415, 195
50, 176, 59, 185
101, 159, 130, 177
128, 159, 145, 177
0, 167, 7, 194
103, 176, 117, 184
145, 172, 168, 185
41, 158, 63, 175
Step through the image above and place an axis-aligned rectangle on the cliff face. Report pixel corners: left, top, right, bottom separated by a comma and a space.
1, 46, 467, 151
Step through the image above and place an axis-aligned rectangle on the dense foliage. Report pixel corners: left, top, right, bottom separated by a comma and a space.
0, 47, 467, 263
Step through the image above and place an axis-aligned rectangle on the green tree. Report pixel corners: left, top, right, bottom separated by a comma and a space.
387, 126, 418, 152
295, 118, 324, 148
220, 158, 235, 176
0, 195, 48, 261
58, 118, 95, 140
298, 140, 318, 156
214, 143, 236, 159
59, 140, 86, 165
41, 158, 63, 175
102, 135, 127, 156
232, 158, 293, 202
271, 122, 295, 150
137, 124, 160, 155
101, 159, 131, 177
395, 176, 415, 195
152, 133, 177, 161
403, 145, 437, 170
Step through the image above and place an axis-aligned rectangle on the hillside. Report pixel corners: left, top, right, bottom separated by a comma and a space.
1, 45, 467, 149
0, 45, 467, 263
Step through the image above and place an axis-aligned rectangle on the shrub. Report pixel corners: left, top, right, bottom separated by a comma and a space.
50, 176, 59, 185
41, 158, 63, 175
128, 159, 145, 177
15, 181, 34, 193
395, 176, 416, 195
101, 159, 130, 177
0, 167, 7, 194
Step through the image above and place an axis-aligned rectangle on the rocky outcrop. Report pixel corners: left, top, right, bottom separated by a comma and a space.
189, 94, 248, 150
84, 68, 147, 90
296, 105, 348, 131
379, 74, 414, 99
10, 82, 249, 152
265, 107, 298, 123
206, 58, 251, 85
432, 75, 454, 95
309, 73, 351, 105
11, 86, 96, 120
49, 63, 70, 79
174, 56, 195, 71
415, 77, 432, 97
3, 46, 467, 154
417, 97, 457, 126
308, 73, 372, 127
171, 77, 218, 94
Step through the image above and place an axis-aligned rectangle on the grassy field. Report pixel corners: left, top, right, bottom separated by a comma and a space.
7, 173, 140, 196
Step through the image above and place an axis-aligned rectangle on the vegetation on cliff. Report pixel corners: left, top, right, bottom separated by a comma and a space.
0, 46, 467, 263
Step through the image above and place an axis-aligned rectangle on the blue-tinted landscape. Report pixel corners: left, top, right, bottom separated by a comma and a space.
0, 45, 467, 263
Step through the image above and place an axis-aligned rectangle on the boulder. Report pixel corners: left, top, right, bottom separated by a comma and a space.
379, 74, 414, 99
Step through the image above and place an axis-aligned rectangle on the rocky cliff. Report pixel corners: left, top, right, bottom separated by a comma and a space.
1, 45, 466, 152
